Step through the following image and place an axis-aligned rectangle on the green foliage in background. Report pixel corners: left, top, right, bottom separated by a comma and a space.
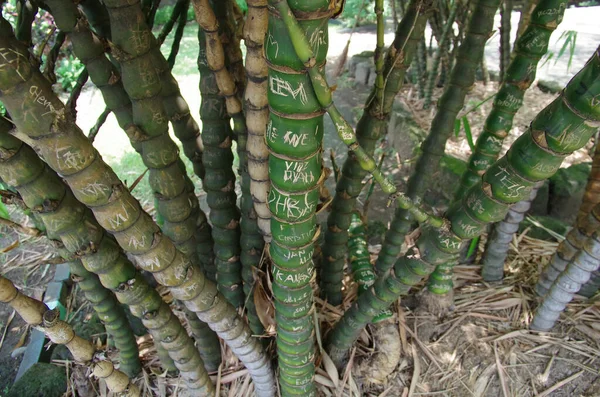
55, 54, 84, 92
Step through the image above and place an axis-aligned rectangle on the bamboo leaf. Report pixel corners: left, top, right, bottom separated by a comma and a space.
454, 118, 461, 138
462, 116, 475, 152
0, 201, 9, 220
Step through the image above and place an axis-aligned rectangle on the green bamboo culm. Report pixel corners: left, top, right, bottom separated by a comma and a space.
182, 305, 222, 371
15, 0, 37, 46
67, 261, 141, 376
455, 0, 568, 198
0, 276, 141, 396
423, 1, 457, 109
167, 0, 191, 69
577, 143, 600, 223
197, 23, 244, 306
499, 0, 513, 82
327, 47, 600, 368
348, 213, 392, 323
0, 18, 276, 395
265, 0, 332, 394
0, 127, 215, 390
321, 0, 431, 305
375, 0, 501, 275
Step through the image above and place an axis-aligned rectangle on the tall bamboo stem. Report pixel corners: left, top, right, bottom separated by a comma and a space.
480, 181, 542, 281
244, 0, 271, 239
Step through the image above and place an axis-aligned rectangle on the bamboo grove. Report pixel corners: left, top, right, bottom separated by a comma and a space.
0, 0, 598, 395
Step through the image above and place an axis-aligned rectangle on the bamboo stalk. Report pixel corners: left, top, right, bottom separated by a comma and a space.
577, 143, 600, 223
196, 1, 244, 307
423, 1, 457, 109
532, 232, 600, 331
0, 18, 275, 395
263, 0, 332, 393
326, 47, 600, 367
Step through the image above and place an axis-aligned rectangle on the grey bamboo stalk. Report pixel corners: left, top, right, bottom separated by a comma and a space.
578, 270, 600, 298
531, 232, 600, 331
244, 0, 271, 239
0, 18, 275, 395
0, 275, 140, 396
0, 130, 214, 391
536, 200, 600, 297
481, 181, 542, 281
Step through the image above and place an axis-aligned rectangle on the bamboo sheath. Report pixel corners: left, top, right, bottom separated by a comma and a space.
456, 0, 568, 198
0, 18, 275, 396
0, 275, 140, 396
375, 0, 502, 274
327, 47, 600, 367
0, 130, 214, 390
321, 0, 431, 305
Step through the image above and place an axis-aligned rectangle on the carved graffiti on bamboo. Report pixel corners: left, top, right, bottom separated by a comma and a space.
266, 120, 278, 142
283, 130, 309, 148
309, 29, 327, 54
269, 75, 308, 105
269, 190, 316, 220
0, 47, 28, 81
494, 166, 526, 199
29, 86, 59, 116
108, 203, 131, 230
283, 160, 316, 184
266, 31, 279, 58
282, 248, 312, 265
